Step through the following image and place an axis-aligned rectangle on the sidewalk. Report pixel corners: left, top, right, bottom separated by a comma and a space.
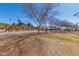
0, 30, 37, 35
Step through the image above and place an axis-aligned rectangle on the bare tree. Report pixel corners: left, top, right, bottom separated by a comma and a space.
73, 22, 79, 31
21, 3, 59, 34
73, 12, 79, 31
49, 19, 74, 31
73, 12, 79, 17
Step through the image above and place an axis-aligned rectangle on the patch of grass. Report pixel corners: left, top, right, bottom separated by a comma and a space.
39, 33, 79, 43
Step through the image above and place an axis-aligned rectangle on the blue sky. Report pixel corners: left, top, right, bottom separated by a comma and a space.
0, 3, 79, 25
0, 3, 33, 25
0, 3, 21, 23
56, 3, 79, 24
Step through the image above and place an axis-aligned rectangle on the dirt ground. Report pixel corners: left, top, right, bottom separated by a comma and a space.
0, 32, 79, 56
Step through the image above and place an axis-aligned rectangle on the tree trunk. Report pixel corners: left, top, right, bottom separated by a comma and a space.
45, 26, 48, 34
38, 29, 40, 34
45, 29, 47, 34
37, 26, 40, 34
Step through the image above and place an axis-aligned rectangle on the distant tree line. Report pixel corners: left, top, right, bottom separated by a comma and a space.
49, 18, 79, 32
0, 18, 79, 32
0, 19, 34, 31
